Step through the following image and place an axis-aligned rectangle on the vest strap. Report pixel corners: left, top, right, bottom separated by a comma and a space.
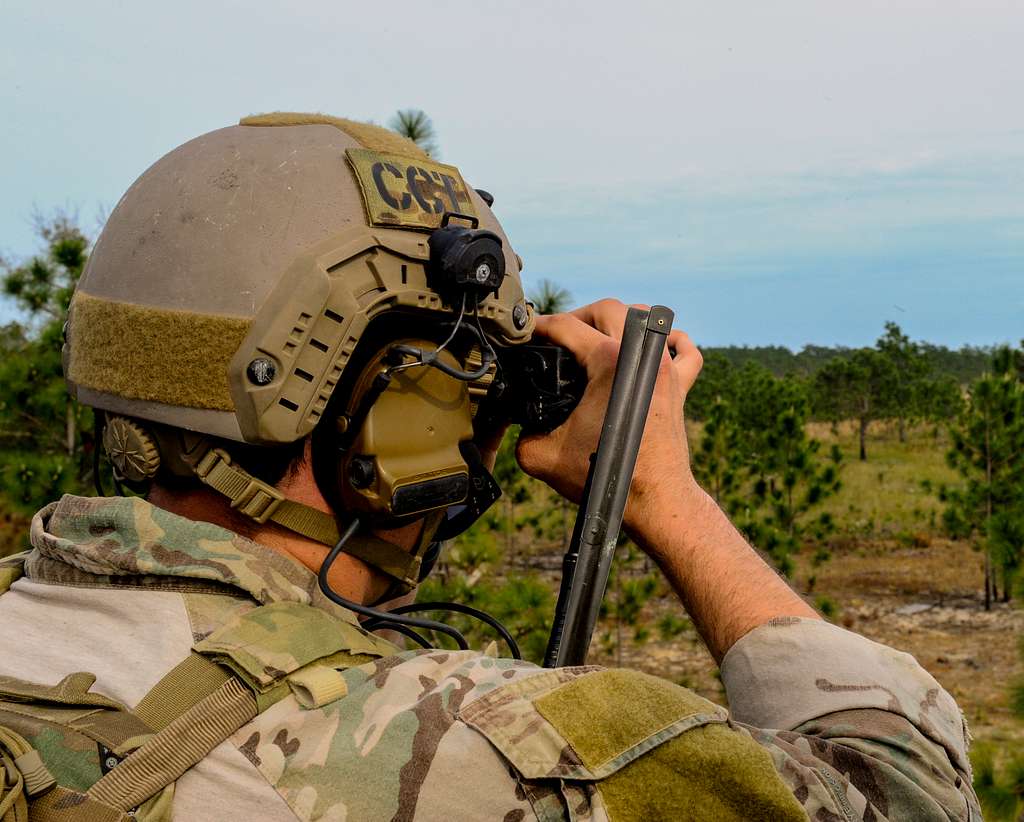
131, 654, 230, 734
87, 678, 256, 812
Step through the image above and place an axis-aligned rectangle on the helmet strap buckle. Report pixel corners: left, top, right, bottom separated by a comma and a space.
194, 447, 286, 524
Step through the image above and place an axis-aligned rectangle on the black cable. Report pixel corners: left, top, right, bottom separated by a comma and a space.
377, 623, 433, 649
471, 295, 498, 365
387, 322, 496, 382
92, 414, 107, 498
317, 519, 470, 650
432, 293, 467, 357
376, 601, 522, 660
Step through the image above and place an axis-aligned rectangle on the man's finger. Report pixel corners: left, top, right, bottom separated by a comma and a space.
533, 313, 607, 362
668, 330, 703, 390
666, 329, 695, 360
570, 299, 633, 339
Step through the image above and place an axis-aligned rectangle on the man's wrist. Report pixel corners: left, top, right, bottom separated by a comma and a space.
624, 474, 708, 559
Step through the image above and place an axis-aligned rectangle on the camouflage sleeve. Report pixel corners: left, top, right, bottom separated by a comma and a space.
721, 617, 981, 820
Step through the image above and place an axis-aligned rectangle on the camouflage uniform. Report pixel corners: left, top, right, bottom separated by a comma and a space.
0, 495, 980, 821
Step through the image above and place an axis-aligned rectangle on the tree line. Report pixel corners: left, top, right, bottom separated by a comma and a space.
703, 341, 994, 385
692, 323, 969, 461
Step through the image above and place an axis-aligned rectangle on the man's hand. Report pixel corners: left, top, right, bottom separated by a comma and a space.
515, 299, 704, 533
516, 298, 819, 662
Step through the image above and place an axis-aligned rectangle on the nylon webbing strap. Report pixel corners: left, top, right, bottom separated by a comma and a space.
0, 749, 27, 822
0, 726, 32, 822
87, 679, 256, 812
271, 499, 340, 546
194, 448, 340, 545
132, 653, 230, 733
192, 447, 424, 589
27, 787, 130, 822
340, 536, 421, 588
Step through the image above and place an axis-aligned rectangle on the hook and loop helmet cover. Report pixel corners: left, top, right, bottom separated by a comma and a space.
64, 112, 534, 449
63, 113, 535, 584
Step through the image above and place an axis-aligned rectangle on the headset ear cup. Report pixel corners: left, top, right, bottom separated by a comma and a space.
431, 442, 503, 542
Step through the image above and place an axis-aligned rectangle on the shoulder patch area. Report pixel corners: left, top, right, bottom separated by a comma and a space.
228, 650, 544, 821
0, 551, 27, 594
460, 668, 808, 822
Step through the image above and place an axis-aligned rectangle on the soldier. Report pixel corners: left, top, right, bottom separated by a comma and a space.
0, 114, 979, 821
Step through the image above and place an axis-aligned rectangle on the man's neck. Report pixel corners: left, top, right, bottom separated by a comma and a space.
146, 483, 382, 603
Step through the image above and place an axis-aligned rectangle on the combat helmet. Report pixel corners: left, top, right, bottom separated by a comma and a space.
64, 113, 535, 592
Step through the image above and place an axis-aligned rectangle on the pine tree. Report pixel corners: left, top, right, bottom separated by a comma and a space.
388, 109, 439, 157
0, 214, 95, 538
696, 364, 842, 576
692, 396, 742, 505
876, 322, 930, 442
813, 349, 897, 460
738, 404, 842, 576
599, 537, 661, 667
490, 427, 531, 555
528, 279, 572, 315
940, 368, 1024, 609
685, 351, 735, 421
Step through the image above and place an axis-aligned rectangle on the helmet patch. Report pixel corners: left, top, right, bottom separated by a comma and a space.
346, 149, 478, 231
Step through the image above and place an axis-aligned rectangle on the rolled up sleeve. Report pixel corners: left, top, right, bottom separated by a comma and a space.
721, 617, 970, 770
721, 617, 980, 821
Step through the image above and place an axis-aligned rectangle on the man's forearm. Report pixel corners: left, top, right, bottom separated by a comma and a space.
626, 482, 820, 663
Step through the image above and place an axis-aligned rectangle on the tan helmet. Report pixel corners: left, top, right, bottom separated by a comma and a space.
64, 113, 535, 588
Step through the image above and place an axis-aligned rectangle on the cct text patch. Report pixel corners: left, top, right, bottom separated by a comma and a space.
346, 149, 478, 230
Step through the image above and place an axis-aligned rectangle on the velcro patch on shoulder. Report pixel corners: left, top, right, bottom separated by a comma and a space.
0, 551, 28, 594
460, 668, 727, 780
459, 668, 807, 822
346, 149, 477, 230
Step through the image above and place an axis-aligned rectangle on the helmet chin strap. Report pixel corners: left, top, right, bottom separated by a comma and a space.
189, 445, 436, 597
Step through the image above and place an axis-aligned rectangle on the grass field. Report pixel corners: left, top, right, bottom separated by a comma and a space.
812, 420, 957, 537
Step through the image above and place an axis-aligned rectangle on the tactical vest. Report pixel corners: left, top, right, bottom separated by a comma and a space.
0, 551, 398, 822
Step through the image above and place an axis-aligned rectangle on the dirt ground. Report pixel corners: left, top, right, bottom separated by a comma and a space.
810, 536, 1024, 750
591, 535, 1024, 751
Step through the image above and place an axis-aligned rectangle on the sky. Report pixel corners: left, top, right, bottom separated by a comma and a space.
2, 0, 1021, 349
